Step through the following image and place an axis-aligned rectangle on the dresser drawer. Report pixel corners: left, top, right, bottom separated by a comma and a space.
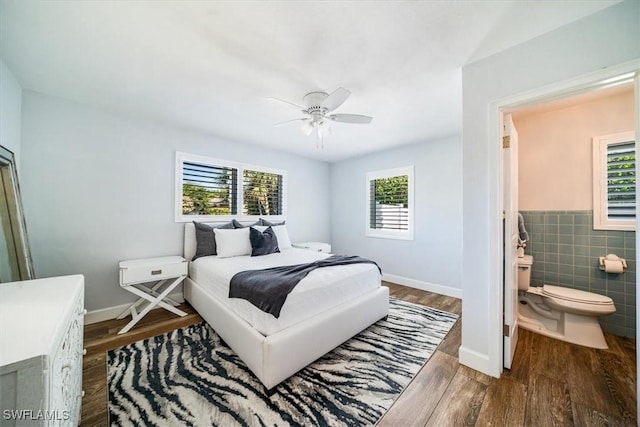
120, 257, 187, 286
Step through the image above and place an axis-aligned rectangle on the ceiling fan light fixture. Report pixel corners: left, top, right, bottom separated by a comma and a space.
301, 120, 314, 136
318, 120, 331, 137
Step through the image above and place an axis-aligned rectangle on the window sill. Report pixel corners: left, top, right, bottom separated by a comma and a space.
366, 231, 414, 241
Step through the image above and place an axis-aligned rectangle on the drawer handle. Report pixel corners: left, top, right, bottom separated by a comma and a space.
83, 349, 87, 356
79, 308, 87, 316
151, 269, 163, 275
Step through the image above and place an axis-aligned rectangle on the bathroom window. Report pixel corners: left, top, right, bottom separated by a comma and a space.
366, 166, 414, 240
592, 131, 636, 231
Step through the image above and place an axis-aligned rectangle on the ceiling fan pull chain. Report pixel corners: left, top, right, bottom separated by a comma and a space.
315, 125, 323, 149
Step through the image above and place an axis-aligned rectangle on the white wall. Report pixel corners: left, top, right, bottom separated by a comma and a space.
461, 0, 640, 375
331, 137, 462, 295
0, 59, 22, 168
516, 90, 635, 210
20, 91, 331, 311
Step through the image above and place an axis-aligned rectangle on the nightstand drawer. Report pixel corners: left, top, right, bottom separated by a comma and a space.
119, 256, 187, 286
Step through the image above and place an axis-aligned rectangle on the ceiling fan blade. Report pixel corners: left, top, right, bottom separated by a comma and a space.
329, 114, 373, 124
273, 118, 306, 127
268, 97, 306, 111
321, 87, 351, 111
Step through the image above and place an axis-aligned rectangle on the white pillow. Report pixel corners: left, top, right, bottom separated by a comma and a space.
254, 225, 292, 250
213, 227, 251, 258
273, 225, 292, 249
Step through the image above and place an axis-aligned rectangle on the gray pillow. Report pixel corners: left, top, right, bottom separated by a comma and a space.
192, 221, 234, 260
259, 218, 286, 226
232, 219, 260, 228
250, 226, 280, 257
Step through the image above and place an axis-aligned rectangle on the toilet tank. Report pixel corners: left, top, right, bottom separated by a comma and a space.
517, 255, 533, 290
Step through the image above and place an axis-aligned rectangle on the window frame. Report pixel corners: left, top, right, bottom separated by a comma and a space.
365, 165, 414, 240
175, 152, 287, 223
592, 131, 636, 231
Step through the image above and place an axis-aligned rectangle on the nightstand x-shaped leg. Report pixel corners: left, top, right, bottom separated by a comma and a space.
117, 275, 187, 335
116, 279, 180, 320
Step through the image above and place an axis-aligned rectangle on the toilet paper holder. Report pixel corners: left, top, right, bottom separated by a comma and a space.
598, 254, 627, 272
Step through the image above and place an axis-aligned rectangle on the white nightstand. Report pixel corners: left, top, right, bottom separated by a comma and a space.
292, 242, 332, 253
116, 256, 188, 334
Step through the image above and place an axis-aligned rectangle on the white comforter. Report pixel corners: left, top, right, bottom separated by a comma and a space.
189, 248, 381, 336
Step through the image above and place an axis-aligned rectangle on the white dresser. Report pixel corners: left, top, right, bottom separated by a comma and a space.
0, 275, 85, 427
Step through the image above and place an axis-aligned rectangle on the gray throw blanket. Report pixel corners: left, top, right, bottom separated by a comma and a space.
229, 255, 382, 318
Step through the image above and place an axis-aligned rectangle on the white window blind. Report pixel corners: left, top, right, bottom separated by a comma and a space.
369, 176, 409, 230
242, 169, 284, 216
366, 166, 414, 240
606, 140, 635, 221
593, 131, 636, 231
182, 161, 238, 216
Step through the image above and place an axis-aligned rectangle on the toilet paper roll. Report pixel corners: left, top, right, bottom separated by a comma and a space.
603, 259, 624, 273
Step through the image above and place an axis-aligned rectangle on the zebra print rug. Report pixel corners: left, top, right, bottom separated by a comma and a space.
108, 298, 458, 426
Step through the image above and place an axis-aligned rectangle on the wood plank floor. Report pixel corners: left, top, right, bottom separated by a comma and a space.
81, 282, 637, 426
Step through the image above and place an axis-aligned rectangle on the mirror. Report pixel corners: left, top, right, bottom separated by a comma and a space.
0, 145, 34, 282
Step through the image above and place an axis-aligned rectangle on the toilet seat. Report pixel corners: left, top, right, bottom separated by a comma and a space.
541, 285, 615, 316
542, 285, 613, 305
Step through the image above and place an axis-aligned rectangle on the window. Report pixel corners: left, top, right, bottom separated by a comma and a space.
366, 166, 414, 240
176, 152, 286, 222
593, 131, 636, 231
243, 169, 284, 216
181, 160, 238, 216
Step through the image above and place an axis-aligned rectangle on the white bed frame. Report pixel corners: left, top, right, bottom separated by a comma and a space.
182, 223, 389, 391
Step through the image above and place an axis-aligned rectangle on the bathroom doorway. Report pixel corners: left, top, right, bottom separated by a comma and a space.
497, 69, 638, 372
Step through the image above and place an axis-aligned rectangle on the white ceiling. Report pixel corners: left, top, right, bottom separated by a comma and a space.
0, 0, 621, 162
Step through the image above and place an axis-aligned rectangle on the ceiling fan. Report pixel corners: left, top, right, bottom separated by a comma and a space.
270, 87, 372, 148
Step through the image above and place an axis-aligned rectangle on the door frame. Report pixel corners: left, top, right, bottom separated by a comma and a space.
502, 113, 519, 369
489, 59, 640, 380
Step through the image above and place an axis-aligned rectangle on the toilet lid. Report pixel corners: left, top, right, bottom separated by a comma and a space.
542, 285, 613, 305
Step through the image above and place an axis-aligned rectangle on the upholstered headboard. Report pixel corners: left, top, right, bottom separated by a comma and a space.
183, 222, 197, 262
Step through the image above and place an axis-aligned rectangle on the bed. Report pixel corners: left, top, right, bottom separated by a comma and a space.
182, 222, 389, 393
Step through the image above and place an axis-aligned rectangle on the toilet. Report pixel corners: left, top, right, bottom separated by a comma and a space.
517, 255, 616, 349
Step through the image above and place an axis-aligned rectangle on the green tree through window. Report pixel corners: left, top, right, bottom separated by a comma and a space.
181, 162, 237, 216
243, 170, 283, 216
373, 175, 409, 206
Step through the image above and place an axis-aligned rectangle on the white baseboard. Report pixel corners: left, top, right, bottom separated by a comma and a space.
85, 292, 185, 325
459, 346, 499, 378
382, 273, 463, 299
